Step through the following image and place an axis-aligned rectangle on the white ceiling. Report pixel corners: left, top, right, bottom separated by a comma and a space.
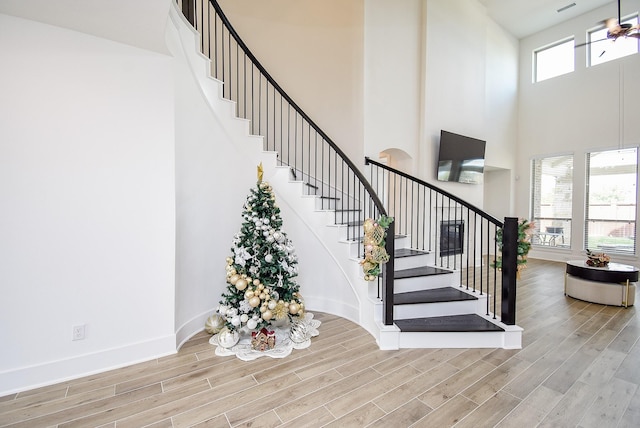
479, 0, 614, 39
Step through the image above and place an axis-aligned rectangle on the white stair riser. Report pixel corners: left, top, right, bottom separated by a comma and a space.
398, 331, 510, 348
394, 274, 455, 293
378, 316, 522, 349
332, 211, 365, 225
394, 254, 433, 271
393, 236, 411, 248
394, 295, 487, 319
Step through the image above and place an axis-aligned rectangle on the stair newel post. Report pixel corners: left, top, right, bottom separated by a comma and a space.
383, 221, 395, 325
501, 217, 518, 325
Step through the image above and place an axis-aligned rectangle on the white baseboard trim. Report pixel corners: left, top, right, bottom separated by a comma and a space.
0, 334, 176, 396
304, 295, 359, 325
175, 308, 216, 350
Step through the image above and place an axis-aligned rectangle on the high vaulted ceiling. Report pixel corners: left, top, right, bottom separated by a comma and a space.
479, 0, 614, 39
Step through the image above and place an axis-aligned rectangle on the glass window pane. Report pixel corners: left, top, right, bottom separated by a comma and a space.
589, 16, 639, 66
585, 148, 637, 254
534, 39, 575, 82
531, 155, 573, 247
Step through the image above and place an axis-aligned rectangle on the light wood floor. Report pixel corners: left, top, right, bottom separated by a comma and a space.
1, 259, 639, 427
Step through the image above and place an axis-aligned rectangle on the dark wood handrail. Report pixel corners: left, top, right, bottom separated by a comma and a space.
208, 0, 387, 218
365, 157, 503, 227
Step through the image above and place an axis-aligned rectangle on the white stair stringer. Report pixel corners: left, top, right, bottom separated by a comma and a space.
267, 167, 387, 345
168, 4, 376, 343
169, 4, 390, 348
169, 6, 269, 164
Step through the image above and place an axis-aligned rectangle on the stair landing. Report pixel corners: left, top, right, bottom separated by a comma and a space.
395, 313, 504, 332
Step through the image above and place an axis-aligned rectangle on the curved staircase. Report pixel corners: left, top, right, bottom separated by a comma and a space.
173, 0, 522, 350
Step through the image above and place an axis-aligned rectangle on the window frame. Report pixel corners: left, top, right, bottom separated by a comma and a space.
530, 154, 574, 249
587, 14, 639, 67
584, 147, 638, 255
533, 37, 575, 83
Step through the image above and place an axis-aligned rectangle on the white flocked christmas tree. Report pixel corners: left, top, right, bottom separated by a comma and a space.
216, 164, 305, 345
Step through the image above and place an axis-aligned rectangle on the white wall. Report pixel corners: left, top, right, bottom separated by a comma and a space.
419, 0, 518, 211
0, 13, 176, 393
214, 0, 519, 217
217, 0, 365, 167
516, 0, 640, 265
0, 0, 171, 54
168, 10, 266, 348
364, 0, 422, 172
0, 3, 365, 395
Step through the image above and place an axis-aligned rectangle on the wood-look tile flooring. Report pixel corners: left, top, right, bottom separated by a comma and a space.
1, 259, 639, 427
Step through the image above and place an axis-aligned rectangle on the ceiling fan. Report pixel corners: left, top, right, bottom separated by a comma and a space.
576, 0, 639, 49
603, 0, 640, 39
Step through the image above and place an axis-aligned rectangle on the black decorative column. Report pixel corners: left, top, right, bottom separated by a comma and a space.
501, 217, 518, 325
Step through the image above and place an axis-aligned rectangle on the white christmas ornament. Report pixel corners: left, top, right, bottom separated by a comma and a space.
218, 328, 240, 348
231, 316, 241, 327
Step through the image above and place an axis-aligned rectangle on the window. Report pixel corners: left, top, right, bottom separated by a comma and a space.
588, 15, 639, 66
534, 38, 575, 82
531, 155, 573, 247
585, 148, 637, 254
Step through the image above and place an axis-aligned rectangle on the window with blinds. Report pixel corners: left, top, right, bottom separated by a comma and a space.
585, 148, 637, 254
531, 155, 573, 247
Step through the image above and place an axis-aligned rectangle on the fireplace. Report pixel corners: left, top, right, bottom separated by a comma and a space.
440, 220, 464, 257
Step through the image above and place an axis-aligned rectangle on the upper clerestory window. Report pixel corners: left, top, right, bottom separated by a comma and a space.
533, 38, 575, 83
587, 14, 639, 66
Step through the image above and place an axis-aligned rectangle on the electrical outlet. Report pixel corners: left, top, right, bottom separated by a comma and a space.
72, 324, 85, 341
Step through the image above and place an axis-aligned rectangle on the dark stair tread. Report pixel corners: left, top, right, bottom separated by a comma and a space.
395, 248, 429, 258
394, 266, 452, 279
394, 288, 477, 305
395, 314, 504, 333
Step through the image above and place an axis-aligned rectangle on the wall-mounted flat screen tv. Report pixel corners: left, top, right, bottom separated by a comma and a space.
437, 130, 486, 184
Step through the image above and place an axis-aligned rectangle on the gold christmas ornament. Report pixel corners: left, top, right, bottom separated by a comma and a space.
360, 216, 393, 281
235, 278, 248, 291
257, 162, 264, 183
204, 314, 225, 335
273, 301, 288, 320
289, 303, 300, 315
228, 274, 240, 285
